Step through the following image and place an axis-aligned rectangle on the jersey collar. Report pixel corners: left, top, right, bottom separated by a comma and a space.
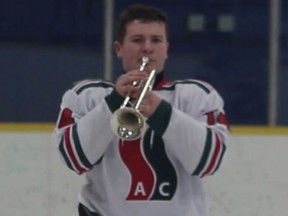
153, 71, 169, 90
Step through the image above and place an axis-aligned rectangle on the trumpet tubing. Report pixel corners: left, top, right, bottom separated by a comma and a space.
110, 57, 156, 140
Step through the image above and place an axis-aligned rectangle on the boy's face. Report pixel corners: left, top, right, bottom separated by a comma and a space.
114, 20, 169, 74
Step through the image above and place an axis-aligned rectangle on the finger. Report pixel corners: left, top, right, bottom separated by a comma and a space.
126, 71, 148, 83
139, 104, 152, 117
116, 72, 148, 96
126, 85, 140, 94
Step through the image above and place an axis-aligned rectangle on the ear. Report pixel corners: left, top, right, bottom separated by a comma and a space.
113, 41, 122, 58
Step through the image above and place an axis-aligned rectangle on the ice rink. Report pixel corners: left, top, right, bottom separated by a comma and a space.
0, 130, 287, 216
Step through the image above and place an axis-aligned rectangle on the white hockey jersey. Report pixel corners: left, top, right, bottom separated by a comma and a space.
52, 74, 229, 216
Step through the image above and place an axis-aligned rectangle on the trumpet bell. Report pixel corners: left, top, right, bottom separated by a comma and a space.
110, 56, 155, 140
110, 107, 146, 140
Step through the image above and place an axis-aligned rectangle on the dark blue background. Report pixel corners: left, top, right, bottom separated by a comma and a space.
0, 0, 287, 125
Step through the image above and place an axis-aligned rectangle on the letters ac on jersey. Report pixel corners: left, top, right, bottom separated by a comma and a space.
119, 129, 177, 201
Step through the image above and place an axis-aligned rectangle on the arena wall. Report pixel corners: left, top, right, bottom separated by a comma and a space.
0, 126, 287, 216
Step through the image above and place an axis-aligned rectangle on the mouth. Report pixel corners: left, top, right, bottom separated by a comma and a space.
138, 56, 149, 65
138, 57, 148, 70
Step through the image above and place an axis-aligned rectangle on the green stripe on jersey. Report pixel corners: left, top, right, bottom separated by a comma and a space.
75, 81, 113, 95
160, 80, 211, 94
72, 124, 92, 168
192, 128, 212, 175
211, 143, 226, 175
59, 137, 74, 171
146, 100, 172, 136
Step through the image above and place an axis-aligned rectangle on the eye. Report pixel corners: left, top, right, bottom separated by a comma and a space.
152, 37, 163, 43
132, 37, 144, 43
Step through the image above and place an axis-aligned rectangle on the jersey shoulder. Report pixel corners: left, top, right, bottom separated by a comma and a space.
71, 79, 114, 95
159, 79, 215, 94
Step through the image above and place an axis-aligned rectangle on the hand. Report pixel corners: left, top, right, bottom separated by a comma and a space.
115, 70, 147, 99
139, 91, 161, 118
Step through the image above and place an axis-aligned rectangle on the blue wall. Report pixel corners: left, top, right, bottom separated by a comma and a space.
0, 0, 287, 124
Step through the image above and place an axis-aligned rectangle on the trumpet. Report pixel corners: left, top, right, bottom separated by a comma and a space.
110, 57, 156, 140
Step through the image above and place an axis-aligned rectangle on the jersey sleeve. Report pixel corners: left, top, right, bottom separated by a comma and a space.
150, 80, 229, 177
52, 80, 119, 174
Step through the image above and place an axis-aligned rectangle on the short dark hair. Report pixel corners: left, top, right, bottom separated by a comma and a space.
115, 4, 168, 43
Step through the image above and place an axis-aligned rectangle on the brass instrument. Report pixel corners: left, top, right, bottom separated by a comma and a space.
110, 57, 156, 140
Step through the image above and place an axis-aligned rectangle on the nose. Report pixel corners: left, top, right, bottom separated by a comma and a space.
141, 40, 153, 53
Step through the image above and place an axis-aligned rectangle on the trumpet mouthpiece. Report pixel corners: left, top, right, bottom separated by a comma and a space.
142, 56, 149, 64
139, 56, 149, 71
